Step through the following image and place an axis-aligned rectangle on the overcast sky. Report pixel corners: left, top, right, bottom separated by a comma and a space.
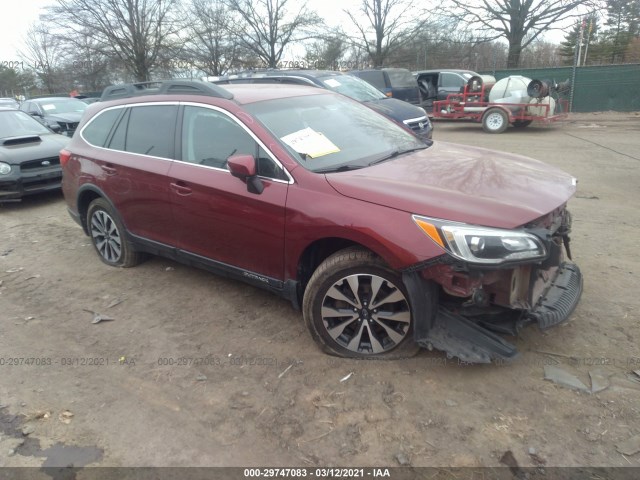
1, 0, 569, 69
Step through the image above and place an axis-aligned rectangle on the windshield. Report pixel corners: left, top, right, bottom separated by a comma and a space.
245, 93, 426, 173
37, 99, 87, 114
319, 75, 386, 102
0, 110, 52, 138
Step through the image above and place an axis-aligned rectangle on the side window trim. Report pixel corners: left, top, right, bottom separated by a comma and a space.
179, 102, 294, 184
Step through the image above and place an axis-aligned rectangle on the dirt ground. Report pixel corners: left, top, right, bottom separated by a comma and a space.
1, 112, 639, 472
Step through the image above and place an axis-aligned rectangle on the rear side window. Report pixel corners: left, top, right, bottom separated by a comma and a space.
82, 108, 123, 147
124, 105, 177, 159
103, 105, 177, 159
355, 71, 386, 90
386, 70, 416, 88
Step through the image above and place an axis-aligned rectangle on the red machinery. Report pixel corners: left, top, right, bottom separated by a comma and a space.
433, 75, 569, 134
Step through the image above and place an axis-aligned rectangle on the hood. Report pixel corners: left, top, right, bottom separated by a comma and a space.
366, 97, 426, 123
45, 112, 84, 123
0, 134, 69, 165
325, 141, 576, 229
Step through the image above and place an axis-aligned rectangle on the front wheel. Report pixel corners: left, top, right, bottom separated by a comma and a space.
482, 108, 509, 133
87, 198, 142, 267
303, 248, 419, 359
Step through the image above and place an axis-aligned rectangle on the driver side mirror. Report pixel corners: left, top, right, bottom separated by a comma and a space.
29, 111, 42, 117
227, 154, 264, 194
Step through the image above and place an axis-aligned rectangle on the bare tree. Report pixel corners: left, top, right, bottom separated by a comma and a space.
180, 0, 241, 75
344, 0, 432, 67
20, 24, 65, 93
448, 0, 591, 68
304, 34, 347, 70
225, 0, 321, 68
46, 0, 181, 81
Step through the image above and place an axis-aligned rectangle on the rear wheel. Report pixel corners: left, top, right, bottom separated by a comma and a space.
482, 108, 508, 134
87, 198, 142, 267
303, 248, 419, 359
513, 119, 533, 128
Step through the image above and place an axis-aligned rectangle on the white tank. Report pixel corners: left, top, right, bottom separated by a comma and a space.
488, 76, 532, 106
527, 96, 556, 116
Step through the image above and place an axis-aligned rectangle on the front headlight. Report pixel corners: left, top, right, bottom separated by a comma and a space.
413, 215, 547, 265
0, 162, 12, 175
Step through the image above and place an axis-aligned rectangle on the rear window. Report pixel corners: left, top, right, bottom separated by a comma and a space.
354, 71, 386, 90
386, 69, 417, 88
81, 108, 123, 147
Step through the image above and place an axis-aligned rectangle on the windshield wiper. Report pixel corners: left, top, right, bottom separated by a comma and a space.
368, 146, 428, 166
315, 164, 365, 174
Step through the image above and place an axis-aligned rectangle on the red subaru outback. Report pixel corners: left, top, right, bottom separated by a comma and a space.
61, 80, 582, 363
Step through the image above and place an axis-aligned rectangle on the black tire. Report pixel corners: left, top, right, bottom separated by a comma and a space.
482, 108, 509, 134
87, 198, 142, 268
513, 120, 533, 128
302, 247, 420, 359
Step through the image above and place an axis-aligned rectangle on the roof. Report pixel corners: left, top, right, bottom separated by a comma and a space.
223, 83, 331, 104
89, 83, 332, 112
414, 69, 479, 75
29, 97, 83, 102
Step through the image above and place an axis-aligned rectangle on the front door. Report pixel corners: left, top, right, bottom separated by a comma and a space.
168, 105, 289, 280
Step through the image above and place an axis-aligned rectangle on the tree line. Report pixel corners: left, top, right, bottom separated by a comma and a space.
0, 0, 638, 96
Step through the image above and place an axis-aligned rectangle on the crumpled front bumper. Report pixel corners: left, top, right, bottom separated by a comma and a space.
404, 261, 583, 364
528, 262, 583, 329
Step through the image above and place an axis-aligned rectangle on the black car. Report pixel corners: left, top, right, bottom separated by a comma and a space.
210, 70, 432, 140
350, 68, 421, 106
0, 108, 69, 202
19, 97, 87, 137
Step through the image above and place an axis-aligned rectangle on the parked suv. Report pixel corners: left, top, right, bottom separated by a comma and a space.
61, 80, 582, 362
211, 70, 432, 140
350, 68, 420, 105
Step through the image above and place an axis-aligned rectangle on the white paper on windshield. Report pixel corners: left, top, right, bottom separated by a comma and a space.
42, 104, 55, 111
280, 127, 340, 158
324, 78, 341, 88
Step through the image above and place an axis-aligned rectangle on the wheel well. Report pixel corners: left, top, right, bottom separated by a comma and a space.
297, 238, 366, 293
77, 190, 102, 234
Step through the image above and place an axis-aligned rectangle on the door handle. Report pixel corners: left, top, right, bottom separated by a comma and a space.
170, 182, 192, 196
101, 164, 117, 175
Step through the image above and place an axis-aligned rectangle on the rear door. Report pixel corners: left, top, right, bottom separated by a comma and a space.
89, 104, 178, 247
168, 104, 289, 280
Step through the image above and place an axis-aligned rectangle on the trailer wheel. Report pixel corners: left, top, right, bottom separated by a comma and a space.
482, 108, 508, 134
513, 120, 533, 128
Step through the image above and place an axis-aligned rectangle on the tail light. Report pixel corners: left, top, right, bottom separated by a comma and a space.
60, 149, 71, 167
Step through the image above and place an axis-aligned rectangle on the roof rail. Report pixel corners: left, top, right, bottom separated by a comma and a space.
100, 80, 234, 101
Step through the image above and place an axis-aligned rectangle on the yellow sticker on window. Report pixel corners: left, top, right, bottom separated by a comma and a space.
280, 127, 340, 158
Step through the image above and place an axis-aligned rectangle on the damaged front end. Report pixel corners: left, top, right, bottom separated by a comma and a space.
405, 207, 583, 363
